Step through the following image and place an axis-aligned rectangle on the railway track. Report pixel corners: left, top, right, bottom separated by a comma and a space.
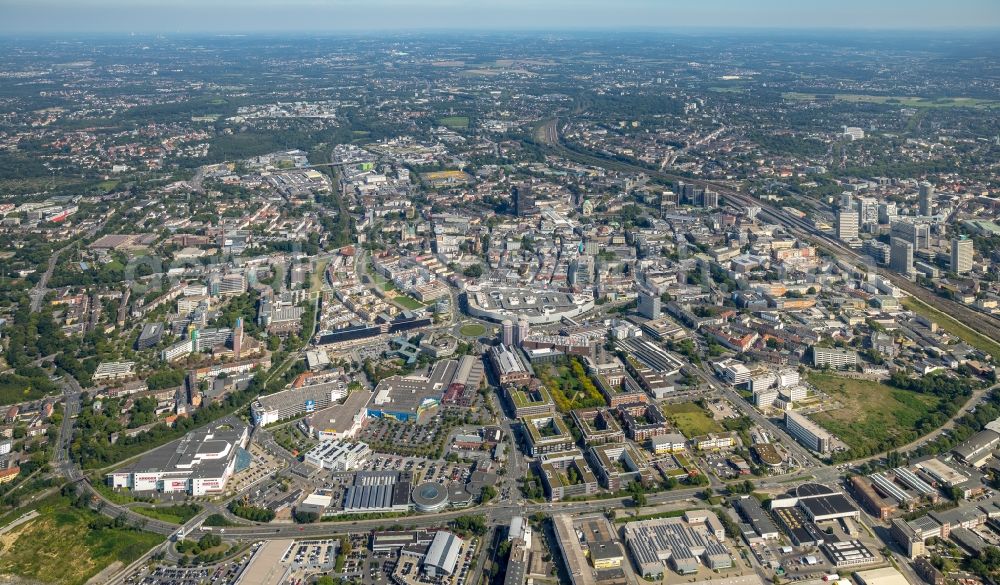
541, 120, 1000, 348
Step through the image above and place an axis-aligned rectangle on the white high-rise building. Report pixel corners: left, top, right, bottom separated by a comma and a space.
859, 197, 879, 226
842, 126, 865, 141
890, 238, 914, 275
776, 369, 800, 388
878, 202, 897, 224
837, 209, 860, 242
951, 237, 974, 275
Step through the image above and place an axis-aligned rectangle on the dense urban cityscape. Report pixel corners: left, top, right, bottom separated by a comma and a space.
0, 7, 999, 585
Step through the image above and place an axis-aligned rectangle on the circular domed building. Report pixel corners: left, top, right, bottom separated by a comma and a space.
412, 482, 449, 513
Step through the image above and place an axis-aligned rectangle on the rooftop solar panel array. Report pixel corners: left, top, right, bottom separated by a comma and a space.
624, 518, 728, 570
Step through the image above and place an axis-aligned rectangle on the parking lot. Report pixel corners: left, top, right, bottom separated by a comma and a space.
229, 441, 284, 494
702, 451, 743, 481
359, 408, 489, 458
282, 539, 339, 571
123, 543, 258, 585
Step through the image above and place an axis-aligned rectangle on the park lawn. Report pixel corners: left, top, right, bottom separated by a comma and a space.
807, 372, 940, 453
393, 295, 425, 310
89, 480, 147, 505
365, 263, 396, 291
0, 372, 59, 406
0, 496, 164, 585
901, 296, 1000, 362
438, 116, 470, 129
96, 179, 119, 193
661, 402, 723, 438
311, 257, 329, 291
130, 503, 202, 524
459, 323, 487, 337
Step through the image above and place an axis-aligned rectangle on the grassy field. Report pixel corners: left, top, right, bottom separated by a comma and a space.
459, 323, 487, 337
783, 92, 999, 109
311, 257, 329, 291
0, 177, 83, 195
901, 296, 1000, 362
365, 264, 397, 291
807, 372, 940, 453
393, 295, 425, 310
95, 179, 120, 192
662, 402, 723, 438
89, 480, 150, 505
130, 503, 202, 524
0, 496, 164, 585
438, 116, 470, 129
538, 360, 605, 412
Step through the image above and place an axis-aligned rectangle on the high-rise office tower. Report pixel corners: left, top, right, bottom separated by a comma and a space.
951, 236, 974, 274
859, 197, 879, 226
232, 317, 243, 358
836, 209, 860, 241
891, 220, 931, 251
878, 202, 897, 224
702, 190, 719, 208
501, 319, 514, 346
514, 319, 530, 345
637, 290, 661, 319
512, 185, 536, 217
919, 181, 934, 217
890, 237, 914, 275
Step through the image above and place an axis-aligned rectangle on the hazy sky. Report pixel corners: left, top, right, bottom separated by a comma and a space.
2, 0, 999, 34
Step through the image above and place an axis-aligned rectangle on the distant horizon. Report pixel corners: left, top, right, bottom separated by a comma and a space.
2, 0, 999, 35
2, 26, 1000, 40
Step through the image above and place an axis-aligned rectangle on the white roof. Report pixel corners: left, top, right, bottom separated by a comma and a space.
424, 531, 463, 575
855, 567, 910, 585
303, 493, 333, 508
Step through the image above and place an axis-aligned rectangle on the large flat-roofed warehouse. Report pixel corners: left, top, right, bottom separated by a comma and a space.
441, 355, 485, 405
552, 515, 628, 585
489, 344, 531, 387
303, 440, 370, 471
772, 506, 826, 546
623, 510, 732, 578
371, 530, 435, 554
797, 492, 860, 522
368, 359, 459, 421
250, 380, 347, 426
235, 539, 293, 585
732, 496, 780, 540
952, 429, 1000, 467
423, 531, 464, 578
107, 417, 249, 496
789, 483, 861, 522
855, 567, 911, 585
821, 539, 878, 568
914, 457, 971, 487
342, 471, 411, 514
307, 389, 372, 440
464, 285, 595, 325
